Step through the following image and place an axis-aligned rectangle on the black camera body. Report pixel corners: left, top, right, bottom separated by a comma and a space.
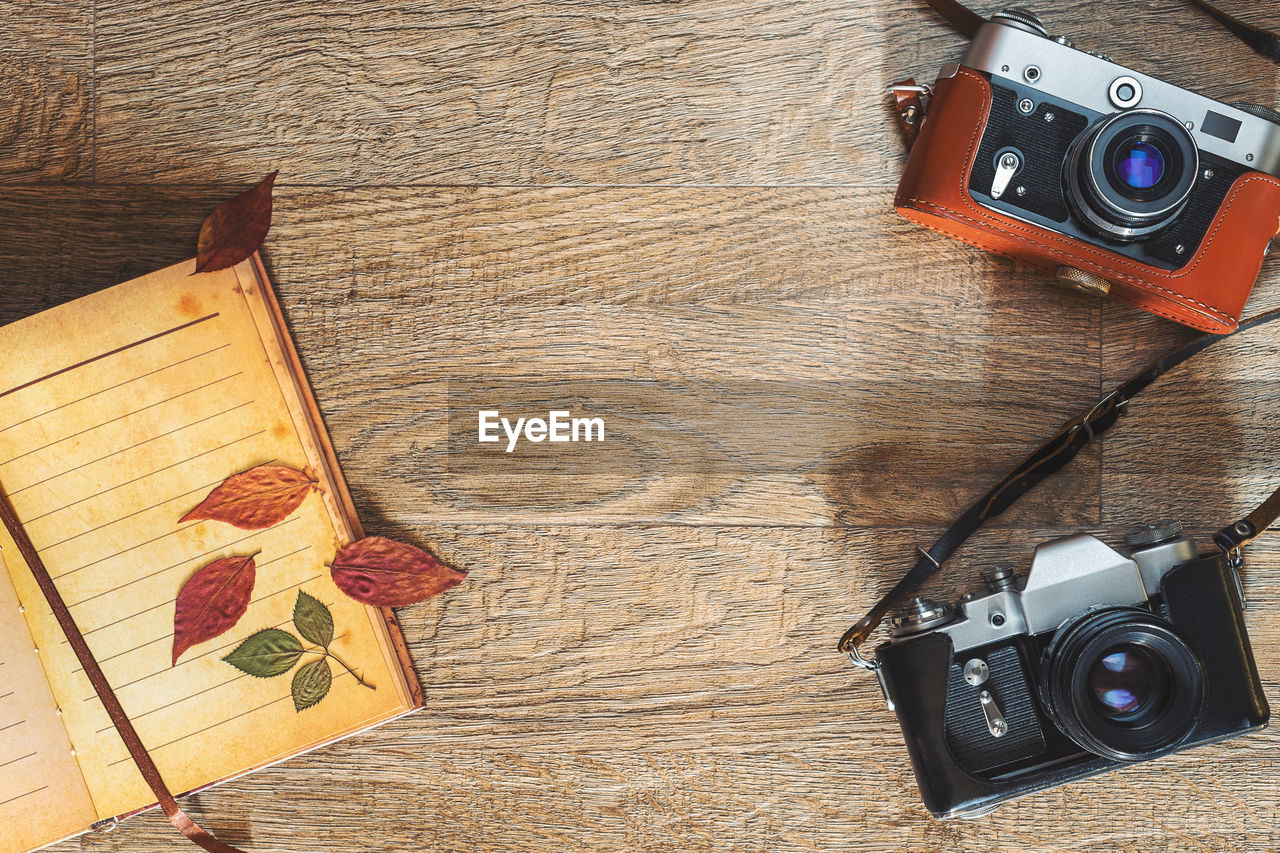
875, 526, 1269, 818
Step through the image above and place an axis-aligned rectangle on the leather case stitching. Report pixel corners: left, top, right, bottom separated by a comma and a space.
904, 66, 1280, 326
897, 208, 1232, 330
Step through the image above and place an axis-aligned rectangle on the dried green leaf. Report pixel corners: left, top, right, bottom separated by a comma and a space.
222, 628, 302, 678
293, 590, 334, 649
291, 658, 332, 712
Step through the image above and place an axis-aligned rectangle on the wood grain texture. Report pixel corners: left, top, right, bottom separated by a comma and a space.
263, 185, 1105, 527
74, 527, 1280, 852
2, 0, 1280, 850
0, 0, 92, 183
90, 0, 1280, 185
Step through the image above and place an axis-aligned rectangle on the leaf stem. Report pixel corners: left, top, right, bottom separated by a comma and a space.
301, 646, 376, 690
328, 649, 376, 690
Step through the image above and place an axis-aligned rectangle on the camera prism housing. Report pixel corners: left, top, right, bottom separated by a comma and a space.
896, 9, 1280, 332
875, 527, 1269, 818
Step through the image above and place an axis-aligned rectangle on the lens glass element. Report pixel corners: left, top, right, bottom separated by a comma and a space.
1041, 607, 1204, 762
1115, 142, 1166, 191
1088, 644, 1159, 716
1065, 109, 1199, 241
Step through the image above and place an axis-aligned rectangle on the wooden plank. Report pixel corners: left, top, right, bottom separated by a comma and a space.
70, 525, 1280, 853
91, 0, 1280, 185
1099, 296, 1280, 528
4, 1, 1280, 850
0, 0, 92, 183
0, 185, 1102, 527
264, 184, 1103, 527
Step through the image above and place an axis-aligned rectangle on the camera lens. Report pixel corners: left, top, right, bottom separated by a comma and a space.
1113, 142, 1166, 192
1065, 109, 1199, 241
1042, 607, 1204, 762
1088, 643, 1165, 717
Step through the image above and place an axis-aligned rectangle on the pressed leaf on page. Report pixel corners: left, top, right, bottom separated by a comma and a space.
292, 658, 333, 712
223, 628, 304, 678
221, 593, 373, 709
195, 171, 278, 273
171, 554, 258, 665
293, 590, 334, 648
330, 536, 467, 607
180, 464, 317, 530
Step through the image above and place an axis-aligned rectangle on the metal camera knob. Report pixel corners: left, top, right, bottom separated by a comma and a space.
888, 597, 954, 636
992, 8, 1049, 37
1124, 520, 1184, 548
1232, 102, 1280, 127
980, 565, 1019, 592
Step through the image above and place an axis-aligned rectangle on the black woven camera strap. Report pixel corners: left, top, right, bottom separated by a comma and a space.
919, 0, 1280, 64
838, 306, 1280, 655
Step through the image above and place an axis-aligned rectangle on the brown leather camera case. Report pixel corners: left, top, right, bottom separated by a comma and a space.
896, 66, 1280, 332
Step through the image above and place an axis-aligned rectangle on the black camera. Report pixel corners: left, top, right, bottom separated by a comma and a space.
873, 523, 1269, 818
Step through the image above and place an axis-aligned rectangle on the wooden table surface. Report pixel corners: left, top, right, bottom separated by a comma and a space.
5, 1, 1280, 850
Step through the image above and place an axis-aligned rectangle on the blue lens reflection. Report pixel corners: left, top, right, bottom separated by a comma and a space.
1116, 142, 1166, 190
1090, 649, 1154, 715
1099, 688, 1139, 712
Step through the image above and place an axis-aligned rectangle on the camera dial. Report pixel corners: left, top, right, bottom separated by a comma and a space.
1232, 102, 1280, 127
888, 597, 953, 636
1124, 520, 1184, 548
1066, 109, 1199, 241
991, 8, 1049, 38
981, 565, 1019, 592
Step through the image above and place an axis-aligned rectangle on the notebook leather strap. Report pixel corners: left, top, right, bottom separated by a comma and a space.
839, 305, 1280, 654
0, 491, 246, 853
918, 0, 1280, 63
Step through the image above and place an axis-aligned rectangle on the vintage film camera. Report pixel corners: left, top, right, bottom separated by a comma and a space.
874, 523, 1268, 818
895, 8, 1280, 332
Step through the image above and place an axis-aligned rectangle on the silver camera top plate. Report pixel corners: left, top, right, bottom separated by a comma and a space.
961, 19, 1280, 177
910, 531, 1200, 655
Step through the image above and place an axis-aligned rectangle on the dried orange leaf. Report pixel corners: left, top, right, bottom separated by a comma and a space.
180, 464, 316, 530
195, 170, 278, 273
172, 554, 257, 665
330, 536, 467, 607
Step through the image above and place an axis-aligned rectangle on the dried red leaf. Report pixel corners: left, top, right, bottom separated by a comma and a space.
195, 170, 278, 273
330, 536, 467, 607
172, 554, 258, 665
180, 464, 316, 530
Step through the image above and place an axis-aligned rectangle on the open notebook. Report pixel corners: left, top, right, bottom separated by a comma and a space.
0, 256, 423, 853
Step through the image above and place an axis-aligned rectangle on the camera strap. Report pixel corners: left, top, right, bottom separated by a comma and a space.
838, 305, 1280, 659
916, 0, 1280, 62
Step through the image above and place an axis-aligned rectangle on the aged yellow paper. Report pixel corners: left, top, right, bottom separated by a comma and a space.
0, 258, 414, 829
0, 550, 96, 852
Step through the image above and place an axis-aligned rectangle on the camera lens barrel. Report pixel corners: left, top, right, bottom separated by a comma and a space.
1065, 109, 1200, 242
1041, 607, 1205, 762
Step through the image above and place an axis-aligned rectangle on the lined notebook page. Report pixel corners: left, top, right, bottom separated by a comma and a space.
0, 259, 412, 823
0, 552, 95, 852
